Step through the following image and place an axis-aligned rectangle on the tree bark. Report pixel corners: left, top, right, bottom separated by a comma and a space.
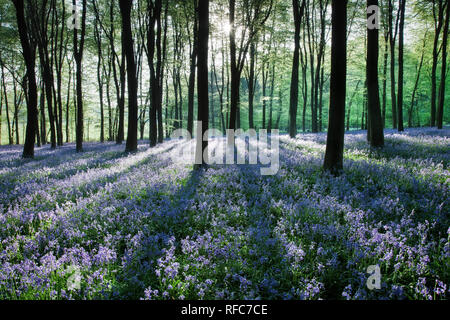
366, 0, 384, 147
409, 35, 426, 127
431, 0, 445, 127
397, 0, 406, 132
187, 0, 198, 137
437, 0, 449, 129
289, 0, 306, 138
382, 31, 388, 128
73, 0, 87, 152
195, 0, 209, 168
119, 1, 138, 152
324, 0, 347, 174
13, 0, 38, 158
94, 21, 105, 143
388, 0, 398, 129
248, 40, 256, 129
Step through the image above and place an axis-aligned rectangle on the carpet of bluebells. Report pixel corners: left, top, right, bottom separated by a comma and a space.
0, 127, 448, 300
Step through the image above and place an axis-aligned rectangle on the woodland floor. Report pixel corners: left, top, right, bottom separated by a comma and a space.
0, 127, 448, 300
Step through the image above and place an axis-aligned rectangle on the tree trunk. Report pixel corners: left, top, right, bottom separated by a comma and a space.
437, 0, 449, 129
229, 0, 239, 131
94, 22, 105, 143
13, 0, 38, 158
301, 26, 308, 132
431, 0, 445, 127
195, 0, 209, 168
147, 0, 162, 147
289, 0, 306, 138
65, 62, 72, 143
397, 0, 406, 132
268, 63, 275, 134
119, 1, 138, 152
187, 1, 198, 137
1, 63, 13, 145
366, 0, 384, 147
388, 0, 398, 129
37, 42, 57, 149
74, 0, 87, 152
346, 80, 360, 131
248, 40, 256, 129
157, 0, 168, 144
382, 32, 388, 128
409, 35, 426, 127
117, 47, 126, 144
324, 0, 347, 174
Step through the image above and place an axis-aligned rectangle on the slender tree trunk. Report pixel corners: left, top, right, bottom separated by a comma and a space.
388, 0, 398, 129
116, 47, 126, 144
397, 0, 406, 132
431, 0, 445, 127
65, 62, 72, 143
148, 0, 162, 147
315, 0, 328, 133
13, 80, 21, 145
276, 86, 283, 129
13, 0, 38, 158
187, 1, 198, 137
106, 55, 113, 141
54, 0, 66, 146
324, 0, 347, 174
1, 64, 12, 144
437, 0, 450, 129
268, 63, 275, 134
248, 40, 256, 129
74, 0, 87, 152
301, 27, 308, 132
94, 22, 105, 143
195, 0, 209, 168
366, 0, 384, 147
306, 3, 317, 133
157, 0, 167, 144
38, 44, 57, 149
229, 0, 239, 131
409, 35, 426, 127
289, 0, 306, 138
346, 80, 360, 131
262, 50, 267, 130
119, 1, 138, 152
382, 32, 388, 128
212, 36, 226, 133
210, 69, 215, 129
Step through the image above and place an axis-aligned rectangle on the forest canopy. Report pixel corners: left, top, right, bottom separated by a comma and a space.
0, 0, 448, 156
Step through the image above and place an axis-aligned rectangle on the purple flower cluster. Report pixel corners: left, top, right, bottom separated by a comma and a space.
0, 127, 448, 300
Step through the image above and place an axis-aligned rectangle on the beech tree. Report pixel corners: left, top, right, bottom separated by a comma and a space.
289, 0, 306, 138
437, 0, 450, 129
73, 0, 87, 152
366, 0, 384, 147
228, 0, 273, 131
195, 0, 209, 168
12, 0, 38, 158
397, 0, 406, 132
119, 1, 138, 152
430, 0, 446, 127
324, 0, 347, 174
